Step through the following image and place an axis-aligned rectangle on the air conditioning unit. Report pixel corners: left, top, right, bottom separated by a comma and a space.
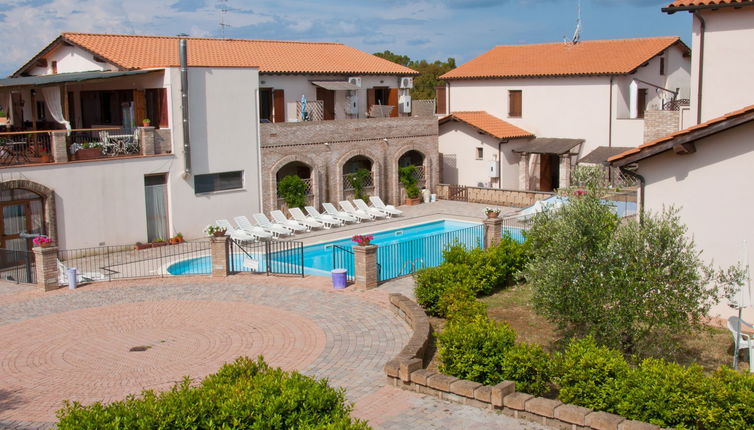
345, 94, 359, 114
399, 95, 412, 113
400, 77, 413, 89
348, 77, 362, 88
489, 161, 499, 178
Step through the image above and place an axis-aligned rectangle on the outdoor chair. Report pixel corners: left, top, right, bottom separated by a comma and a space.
728, 316, 754, 373
289, 207, 327, 229
369, 196, 403, 216
270, 210, 309, 232
305, 205, 345, 227
354, 198, 389, 219
322, 203, 359, 223
235, 215, 289, 238
251, 213, 296, 236
339, 200, 373, 221
216, 219, 270, 241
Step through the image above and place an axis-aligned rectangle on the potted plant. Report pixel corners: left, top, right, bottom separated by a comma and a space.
484, 207, 501, 218
32, 235, 53, 248
169, 233, 184, 244
352, 234, 374, 246
38, 148, 51, 163
74, 142, 104, 160
346, 168, 371, 202
142, 118, 151, 127
399, 165, 422, 205
134, 241, 152, 250
152, 237, 168, 247
204, 224, 227, 237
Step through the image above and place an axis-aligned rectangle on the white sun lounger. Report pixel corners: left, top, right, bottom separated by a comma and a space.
216, 219, 270, 241
339, 200, 373, 221
305, 206, 345, 227
322, 202, 360, 223
289, 207, 327, 229
235, 215, 288, 238
369, 196, 403, 216
270, 210, 309, 232
253, 213, 298, 235
354, 198, 389, 219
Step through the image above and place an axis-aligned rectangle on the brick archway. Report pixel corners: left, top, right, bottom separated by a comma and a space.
266, 154, 322, 213
390, 144, 432, 205
335, 149, 383, 204
0, 180, 57, 245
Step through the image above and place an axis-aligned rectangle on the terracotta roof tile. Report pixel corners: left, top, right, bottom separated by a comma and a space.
57, 33, 418, 75
440, 111, 534, 139
664, 0, 754, 10
608, 103, 754, 163
440, 37, 684, 80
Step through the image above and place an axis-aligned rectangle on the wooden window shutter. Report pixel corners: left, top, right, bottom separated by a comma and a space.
159, 88, 169, 128
367, 88, 376, 113
435, 85, 447, 114
388, 88, 399, 117
509, 90, 522, 117
133, 89, 147, 125
273, 89, 285, 123
637, 89, 647, 118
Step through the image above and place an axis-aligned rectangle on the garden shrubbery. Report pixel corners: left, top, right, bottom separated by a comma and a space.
57, 356, 369, 430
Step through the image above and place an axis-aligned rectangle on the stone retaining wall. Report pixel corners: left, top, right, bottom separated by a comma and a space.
435, 184, 554, 208
384, 293, 662, 430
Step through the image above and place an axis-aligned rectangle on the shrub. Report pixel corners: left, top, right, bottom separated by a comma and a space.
441, 238, 529, 296
277, 175, 308, 209
525, 190, 731, 355
399, 165, 421, 199
437, 315, 516, 385
500, 343, 553, 396
414, 263, 474, 316
438, 286, 488, 323
346, 168, 371, 201
57, 356, 369, 429
556, 336, 629, 411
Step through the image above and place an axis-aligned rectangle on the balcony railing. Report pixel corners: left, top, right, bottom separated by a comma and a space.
0, 130, 52, 166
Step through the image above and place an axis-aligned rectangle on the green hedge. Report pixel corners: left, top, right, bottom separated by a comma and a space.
57, 356, 370, 430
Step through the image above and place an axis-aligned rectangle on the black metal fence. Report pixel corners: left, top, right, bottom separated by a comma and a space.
377, 223, 485, 282
57, 240, 212, 282
228, 239, 304, 277
0, 249, 36, 284
331, 245, 354, 281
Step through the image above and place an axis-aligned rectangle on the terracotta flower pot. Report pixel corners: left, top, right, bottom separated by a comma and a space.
38, 242, 53, 248
486, 212, 500, 219
405, 197, 421, 206
75, 147, 104, 161
212, 230, 227, 237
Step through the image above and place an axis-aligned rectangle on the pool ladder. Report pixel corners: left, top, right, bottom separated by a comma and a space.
400, 258, 425, 275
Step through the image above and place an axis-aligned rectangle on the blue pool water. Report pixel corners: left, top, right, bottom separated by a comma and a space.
167, 220, 526, 278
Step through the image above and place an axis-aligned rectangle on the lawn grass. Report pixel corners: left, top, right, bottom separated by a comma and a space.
478, 284, 748, 373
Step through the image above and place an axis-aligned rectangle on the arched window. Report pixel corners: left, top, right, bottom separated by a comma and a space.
0, 188, 45, 251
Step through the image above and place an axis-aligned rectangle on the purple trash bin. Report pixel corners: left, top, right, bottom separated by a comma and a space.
331, 269, 348, 289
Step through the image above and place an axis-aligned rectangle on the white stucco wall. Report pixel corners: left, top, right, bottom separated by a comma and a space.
259, 74, 402, 121
637, 121, 754, 321
438, 121, 521, 188
689, 8, 754, 123
27, 45, 116, 76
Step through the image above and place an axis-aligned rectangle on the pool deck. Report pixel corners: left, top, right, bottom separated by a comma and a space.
290, 200, 521, 246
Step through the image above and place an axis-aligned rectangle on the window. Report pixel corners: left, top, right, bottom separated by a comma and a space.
508, 90, 522, 117
51, 61, 58, 74
476, 147, 484, 159
259, 88, 273, 122
35, 101, 46, 121
194, 171, 244, 194
374, 88, 390, 106
659, 57, 665, 76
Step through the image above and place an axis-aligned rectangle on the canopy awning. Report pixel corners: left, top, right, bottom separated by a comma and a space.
311, 80, 360, 91
578, 146, 634, 164
509, 137, 584, 155
0, 69, 162, 89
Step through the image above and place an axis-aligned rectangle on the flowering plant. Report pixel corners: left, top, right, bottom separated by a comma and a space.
204, 224, 226, 236
574, 189, 587, 197
484, 207, 501, 214
32, 235, 52, 246
352, 234, 374, 246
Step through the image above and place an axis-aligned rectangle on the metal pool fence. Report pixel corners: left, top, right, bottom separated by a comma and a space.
228, 239, 304, 277
331, 245, 355, 281
377, 223, 485, 282
57, 240, 212, 281
0, 249, 36, 284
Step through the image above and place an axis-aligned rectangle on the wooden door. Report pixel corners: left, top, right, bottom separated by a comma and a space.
273, 89, 285, 123
435, 86, 446, 114
539, 155, 553, 191
0, 201, 32, 251
388, 88, 399, 117
316, 87, 335, 120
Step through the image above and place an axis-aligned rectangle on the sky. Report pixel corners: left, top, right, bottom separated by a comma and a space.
0, 0, 691, 76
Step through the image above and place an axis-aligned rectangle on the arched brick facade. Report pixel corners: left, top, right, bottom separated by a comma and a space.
335, 149, 383, 204
0, 180, 57, 244
266, 154, 322, 213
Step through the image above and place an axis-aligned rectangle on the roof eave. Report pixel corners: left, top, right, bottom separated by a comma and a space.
663, 2, 754, 14
12, 34, 131, 77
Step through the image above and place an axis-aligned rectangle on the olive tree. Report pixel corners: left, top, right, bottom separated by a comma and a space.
524, 191, 735, 355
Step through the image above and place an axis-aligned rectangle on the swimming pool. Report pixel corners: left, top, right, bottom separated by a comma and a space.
166, 219, 526, 278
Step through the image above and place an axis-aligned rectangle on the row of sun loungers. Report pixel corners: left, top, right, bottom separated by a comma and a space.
215, 197, 402, 241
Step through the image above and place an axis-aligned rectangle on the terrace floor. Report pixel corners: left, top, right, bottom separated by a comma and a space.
0, 201, 551, 430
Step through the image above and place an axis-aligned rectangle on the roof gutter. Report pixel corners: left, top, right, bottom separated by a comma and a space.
662, 2, 754, 14
179, 39, 192, 178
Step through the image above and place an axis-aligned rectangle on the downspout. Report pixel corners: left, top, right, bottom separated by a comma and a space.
618, 166, 645, 224
497, 139, 508, 189
255, 86, 264, 212
179, 39, 192, 178
694, 12, 705, 125
608, 76, 613, 148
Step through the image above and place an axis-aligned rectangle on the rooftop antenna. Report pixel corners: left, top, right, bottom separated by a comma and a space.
218, 0, 231, 38
564, 0, 582, 45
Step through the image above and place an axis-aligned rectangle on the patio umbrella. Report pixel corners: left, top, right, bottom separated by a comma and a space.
300, 95, 307, 121
730, 241, 752, 368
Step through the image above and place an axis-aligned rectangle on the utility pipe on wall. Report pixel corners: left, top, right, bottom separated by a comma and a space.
179, 39, 192, 177
694, 12, 706, 125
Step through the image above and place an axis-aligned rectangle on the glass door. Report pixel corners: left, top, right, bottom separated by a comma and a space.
145, 175, 169, 242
